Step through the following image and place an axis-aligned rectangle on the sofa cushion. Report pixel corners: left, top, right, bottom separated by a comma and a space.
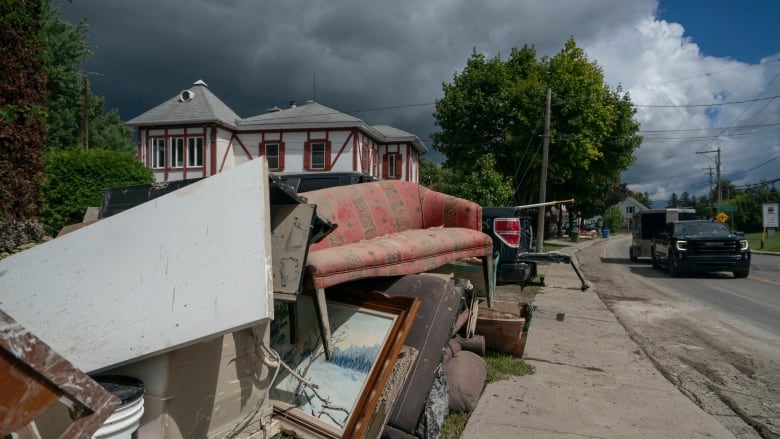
304, 181, 427, 251
305, 228, 492, 289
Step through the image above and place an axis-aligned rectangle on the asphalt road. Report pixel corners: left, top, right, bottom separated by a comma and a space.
577, 235, 780, 438
618, 245, 780, 342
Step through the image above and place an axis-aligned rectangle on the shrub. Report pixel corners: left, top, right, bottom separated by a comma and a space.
0, 219, 46, 253
602, 205, 625, 231
40, 148, 153, 234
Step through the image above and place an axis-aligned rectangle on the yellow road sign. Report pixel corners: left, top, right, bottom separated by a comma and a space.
716, 211, 729, 223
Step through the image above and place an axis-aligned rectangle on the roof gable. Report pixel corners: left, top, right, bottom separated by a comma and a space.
127, 80, 240, 127
239, 101, 361, 126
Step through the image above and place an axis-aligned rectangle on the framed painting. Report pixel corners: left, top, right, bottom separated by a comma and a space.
270, 290, 418, 438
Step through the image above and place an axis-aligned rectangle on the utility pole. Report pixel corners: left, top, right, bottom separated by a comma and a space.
703, 166, 713, 217
83, 77, 89, 150
536, 87, 551, 252
696, 147, 721, 215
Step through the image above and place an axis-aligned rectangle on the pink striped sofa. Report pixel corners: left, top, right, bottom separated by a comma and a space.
301, 179, 494, 358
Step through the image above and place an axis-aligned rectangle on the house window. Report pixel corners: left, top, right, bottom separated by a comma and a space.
266, 143, 280, 170
188, 137, 203, 167
304, 140, 330, 171
171, 138, 184, 168
383, 152, 402, 179
388, 154, 397, 178
626, 206, 635, 214
152, 138, 165, 168
311, 142, 325, 169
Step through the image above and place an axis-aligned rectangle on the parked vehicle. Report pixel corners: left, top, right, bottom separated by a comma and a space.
650, 220, 751, 278
630, 208, 696, 261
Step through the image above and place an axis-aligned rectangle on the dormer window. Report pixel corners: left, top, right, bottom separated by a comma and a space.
179, 90, 195, 102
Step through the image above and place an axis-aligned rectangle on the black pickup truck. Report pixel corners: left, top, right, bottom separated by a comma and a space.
651, 220, 750, 278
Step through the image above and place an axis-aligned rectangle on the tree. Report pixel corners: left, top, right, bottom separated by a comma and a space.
41, 1, 133, 151
448, 154, 514, 206
602, 205, 625, 231
40, 148, 154, 234
1, 0, 48, 220
667, 193, 679, 208
433, 39, 642, 217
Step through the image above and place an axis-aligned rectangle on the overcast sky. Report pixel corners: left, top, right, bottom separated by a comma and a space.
57, 0, 780, 205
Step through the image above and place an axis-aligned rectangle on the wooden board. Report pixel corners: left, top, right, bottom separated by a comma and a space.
0, 159, 274, 373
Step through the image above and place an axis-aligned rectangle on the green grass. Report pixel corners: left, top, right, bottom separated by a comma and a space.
440, 351, 535, 438
746, 231, 780, 252
440, 411, 471, 439
484, 351, 535, 383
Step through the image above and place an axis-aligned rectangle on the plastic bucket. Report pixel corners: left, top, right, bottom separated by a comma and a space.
92, 375, 144, 439
602, 228, 610, 238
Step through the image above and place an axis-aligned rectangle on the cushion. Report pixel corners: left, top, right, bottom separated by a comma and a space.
305, 228, 492, 289
442, 350, 487, 412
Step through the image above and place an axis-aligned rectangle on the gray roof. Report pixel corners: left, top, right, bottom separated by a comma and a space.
239, 101, 362, 126
240, 102, 426, 153
127, 84, 427, 153
126, 80, 240, 127
372, 124, 428, 153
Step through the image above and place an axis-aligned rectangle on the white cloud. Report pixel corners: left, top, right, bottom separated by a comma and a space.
584, 15, 780, 204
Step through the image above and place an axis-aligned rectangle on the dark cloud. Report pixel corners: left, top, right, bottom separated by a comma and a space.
56, 0, 778, 201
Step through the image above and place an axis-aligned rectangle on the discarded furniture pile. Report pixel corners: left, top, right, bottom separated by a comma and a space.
0, 160, 534, 439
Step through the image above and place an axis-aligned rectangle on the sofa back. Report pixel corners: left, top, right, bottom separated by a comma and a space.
303, 180, 426, 252
302, 180, 483, 252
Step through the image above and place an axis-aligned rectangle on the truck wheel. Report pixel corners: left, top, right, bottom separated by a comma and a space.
668, 252, 680, 277
733, 269, 749, 279
629, 247, 638, 262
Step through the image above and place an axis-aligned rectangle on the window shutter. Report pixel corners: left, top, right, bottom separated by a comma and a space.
279, 143, 285, 170
325, 142, 332, 170
304, 142, 311, 170
395, 154, 403, 179
258, 143, 265, 157
382, 154, 389, 178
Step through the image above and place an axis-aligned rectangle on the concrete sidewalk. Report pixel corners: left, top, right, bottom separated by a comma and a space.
461, 240, 736, 438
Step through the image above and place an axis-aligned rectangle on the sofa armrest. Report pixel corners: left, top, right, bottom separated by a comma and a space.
420, 187, 482, 230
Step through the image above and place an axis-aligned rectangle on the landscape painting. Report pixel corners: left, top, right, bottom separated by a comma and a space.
270, 294, 396, 432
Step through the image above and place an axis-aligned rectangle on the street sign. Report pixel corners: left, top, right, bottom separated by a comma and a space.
715, 211, 729, 223
764, 203, 779, 228
719, 204, 737, 212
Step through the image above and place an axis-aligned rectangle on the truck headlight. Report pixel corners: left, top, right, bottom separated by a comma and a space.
739, 239, 749, 251
675, 240, 687, 251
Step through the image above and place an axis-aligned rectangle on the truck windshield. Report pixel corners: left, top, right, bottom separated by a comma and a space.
675, 222, 730, 236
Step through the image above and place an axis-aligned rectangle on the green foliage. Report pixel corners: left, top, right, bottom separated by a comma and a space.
448, 154, 514, 206
41, 2, 134, 151
667, 179, 780, 231
602, 205, 624, 231
433, 40, 641, 217
40, 148, 153, 233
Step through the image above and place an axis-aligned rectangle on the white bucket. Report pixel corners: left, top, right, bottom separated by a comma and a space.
92, 376, 145, 439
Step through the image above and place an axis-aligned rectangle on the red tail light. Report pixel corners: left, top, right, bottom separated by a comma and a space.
494, 218, 520, 247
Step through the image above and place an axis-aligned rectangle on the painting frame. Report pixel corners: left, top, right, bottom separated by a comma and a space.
270, 289, 419, 438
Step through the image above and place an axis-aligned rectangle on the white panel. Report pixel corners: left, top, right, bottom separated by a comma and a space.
0, 159, 274, 373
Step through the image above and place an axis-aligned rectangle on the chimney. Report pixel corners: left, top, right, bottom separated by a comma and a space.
289, 100, 297, 108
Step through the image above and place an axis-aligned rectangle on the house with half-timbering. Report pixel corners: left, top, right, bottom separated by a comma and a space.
127, 80, 426, 183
